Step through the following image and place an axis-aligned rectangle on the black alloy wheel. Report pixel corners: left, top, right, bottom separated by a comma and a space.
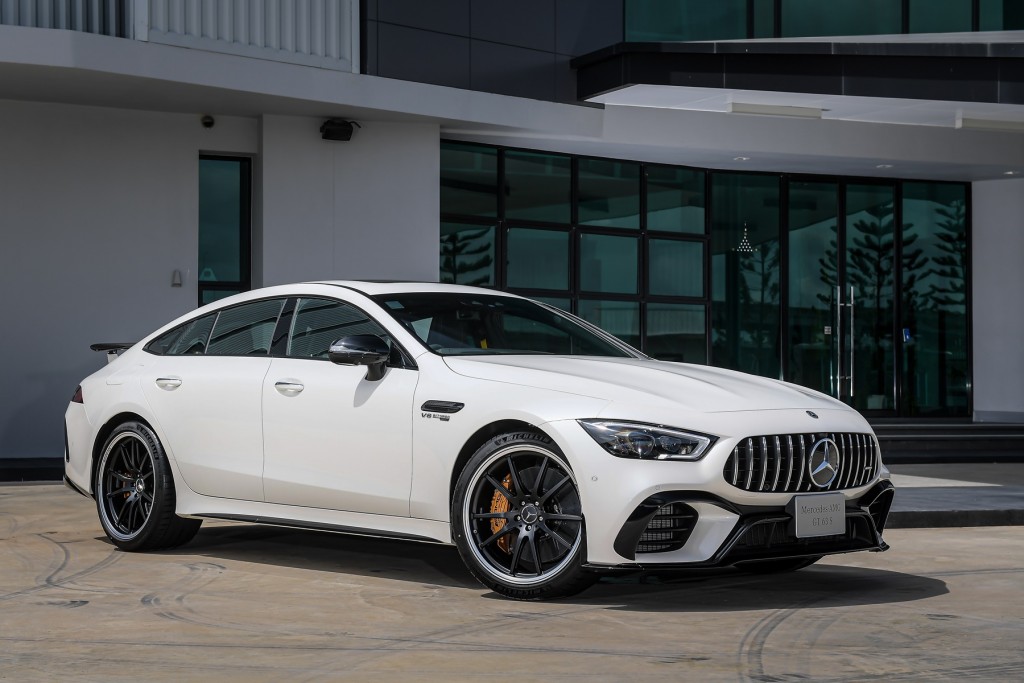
452, 431, 595, 600
95, 421, 201, 551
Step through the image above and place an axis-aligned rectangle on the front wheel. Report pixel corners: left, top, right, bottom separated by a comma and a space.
95, 421, 201, 551
452, 432, 595, 600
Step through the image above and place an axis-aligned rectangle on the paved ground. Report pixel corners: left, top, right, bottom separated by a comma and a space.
2, 484, 1023, 682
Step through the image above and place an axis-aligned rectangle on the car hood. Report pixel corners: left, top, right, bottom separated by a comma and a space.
442, 355, 848, 414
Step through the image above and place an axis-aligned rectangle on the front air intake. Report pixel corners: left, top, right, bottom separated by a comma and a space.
635, 503, 698, 554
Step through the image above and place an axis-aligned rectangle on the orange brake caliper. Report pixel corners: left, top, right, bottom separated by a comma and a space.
490, 474, 514, 553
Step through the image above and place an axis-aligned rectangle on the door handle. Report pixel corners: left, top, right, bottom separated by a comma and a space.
155, 377, 182, 390
274, 380, 304, 396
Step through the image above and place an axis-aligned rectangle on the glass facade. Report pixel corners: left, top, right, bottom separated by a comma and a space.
440, 141, 972, 418
625, 0, 1023, 40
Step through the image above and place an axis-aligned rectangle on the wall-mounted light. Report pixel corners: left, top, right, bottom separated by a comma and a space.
171, 270, 183, 287
320, 118, 361, 141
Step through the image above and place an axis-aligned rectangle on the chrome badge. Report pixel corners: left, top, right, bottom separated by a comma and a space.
808, 438, 840, 488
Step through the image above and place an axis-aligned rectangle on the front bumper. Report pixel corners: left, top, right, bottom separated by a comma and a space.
587, 480, 894, 572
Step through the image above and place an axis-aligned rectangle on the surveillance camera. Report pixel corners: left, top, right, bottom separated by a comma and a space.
201, 115, 215, 129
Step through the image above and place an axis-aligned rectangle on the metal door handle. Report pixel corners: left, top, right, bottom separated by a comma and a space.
274, 381, 304, 396
155, 377, 182, 390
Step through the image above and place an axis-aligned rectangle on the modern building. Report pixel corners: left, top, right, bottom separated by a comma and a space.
2, 1, 1023, 476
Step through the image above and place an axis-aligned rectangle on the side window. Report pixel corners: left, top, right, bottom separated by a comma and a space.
146, 314, 217, 356
287, 298, 392, 360
206, 299, 284, 356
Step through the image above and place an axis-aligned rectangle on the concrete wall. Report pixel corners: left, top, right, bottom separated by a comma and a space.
0, 99, 257, 460
260, 115, 440, 285
0, 102, 441, 461
972, 178, 1024, 423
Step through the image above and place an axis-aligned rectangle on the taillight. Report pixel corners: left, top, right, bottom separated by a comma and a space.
71, 386, 84, 404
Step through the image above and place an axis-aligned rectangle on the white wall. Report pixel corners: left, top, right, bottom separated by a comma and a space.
0, 103, 442, 461
260, 115, 440, 284
0, 99, 257, 459
972, 178, 1024, 423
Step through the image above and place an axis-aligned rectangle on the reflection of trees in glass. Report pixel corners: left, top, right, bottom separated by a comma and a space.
924, 199, 967, 311
440, 227, 493, 286
738, 239, 780, 372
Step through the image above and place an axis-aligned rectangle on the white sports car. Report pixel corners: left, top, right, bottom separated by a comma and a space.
65, 282, 894, 600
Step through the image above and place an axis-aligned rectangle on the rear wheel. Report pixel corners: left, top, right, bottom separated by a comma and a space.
95, 421, 201, 551
452, 432, 595, 600
739, 556, 822, 574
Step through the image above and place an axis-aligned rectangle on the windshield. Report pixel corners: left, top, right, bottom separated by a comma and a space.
374, 293, 638, 358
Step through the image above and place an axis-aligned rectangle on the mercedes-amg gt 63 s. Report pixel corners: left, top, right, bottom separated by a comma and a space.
65, 282, 894, 600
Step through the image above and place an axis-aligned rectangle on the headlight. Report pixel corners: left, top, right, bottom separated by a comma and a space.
577, 420, 716, 461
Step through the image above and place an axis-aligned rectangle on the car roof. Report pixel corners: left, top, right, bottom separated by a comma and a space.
312, 281, 526, 298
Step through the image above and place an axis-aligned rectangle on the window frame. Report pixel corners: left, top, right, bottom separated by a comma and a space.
198, 154, 253, 307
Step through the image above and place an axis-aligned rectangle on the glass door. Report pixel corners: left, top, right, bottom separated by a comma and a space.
787, 181, 897, 415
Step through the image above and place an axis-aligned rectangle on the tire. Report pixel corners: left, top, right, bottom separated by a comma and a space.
452, 431, 596, 600
95, 421, 201, 551
739, 556, 822, 574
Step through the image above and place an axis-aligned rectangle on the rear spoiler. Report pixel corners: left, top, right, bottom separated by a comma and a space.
90, 342, 136, 364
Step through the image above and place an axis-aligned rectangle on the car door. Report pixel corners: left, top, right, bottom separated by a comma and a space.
141, 298, 285, 501
261, 297, 418, 516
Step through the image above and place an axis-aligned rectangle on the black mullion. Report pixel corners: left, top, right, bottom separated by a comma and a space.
773, 0, 782, 37
971, 0, 981, 32
570, 156, 579, 313
893, 182, 905, 416
703, 168, 713, 366
964, 182, 974, 418
901, 0, 911, 33
240, 158, 253, 292
747, 0, 755, 39
639, 162, 648, 353
497, 147, 507, 290
779, 175, 790, 381
837, 181, 848, 402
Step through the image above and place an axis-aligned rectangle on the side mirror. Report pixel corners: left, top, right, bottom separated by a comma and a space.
328, 335, 390, 381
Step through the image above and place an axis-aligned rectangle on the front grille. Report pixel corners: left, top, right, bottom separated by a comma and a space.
635, 503, 698, 554
723, 433, 878, 493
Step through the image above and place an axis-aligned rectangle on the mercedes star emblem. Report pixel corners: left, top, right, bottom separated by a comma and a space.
808, 438, 840, 488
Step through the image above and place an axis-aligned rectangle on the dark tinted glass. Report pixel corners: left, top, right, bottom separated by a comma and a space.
578, 300, 641, 349
909, 0, 972, 32
440, 222, 496, 287
199, 158, 244, 283
207, 299, 284, 356
901, 183, 969, 416
200, 289, 241, 306
507, 228, 570, 290
580, 234, 638, 294
646, 303, 707, 363
578, 158, 640, 229
440, 142, 498, 217
752, 0, 776, 37
535, 297, 571, 313
626, 0, 747, 40
153, 314, 217, 355
710, 173, 781, 378
647, 165, 705, 234
377, 293, 634, 357
781, 0, 901, 37
649, 239, 704, 297
288, 299, 390, 360
980, 0, 1024, 29
786, 181, 839, 396
504, 151, 571, 223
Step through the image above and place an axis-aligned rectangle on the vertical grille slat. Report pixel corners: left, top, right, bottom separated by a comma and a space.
749, 438, 757, 491
759, 436, 769, 492
723, 432, 877, 494
783, 435, 794, 491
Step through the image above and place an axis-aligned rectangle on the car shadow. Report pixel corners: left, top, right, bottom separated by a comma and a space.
128, 523, 948, 612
